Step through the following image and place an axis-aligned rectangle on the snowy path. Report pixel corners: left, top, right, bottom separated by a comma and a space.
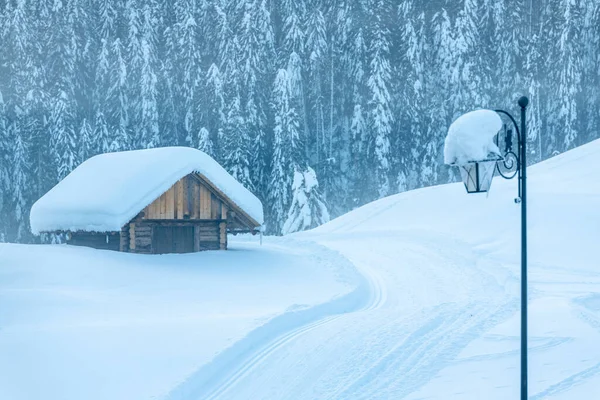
165, 229, 518, 400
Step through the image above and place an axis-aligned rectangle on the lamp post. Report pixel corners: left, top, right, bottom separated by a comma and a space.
446, 96, 529, 399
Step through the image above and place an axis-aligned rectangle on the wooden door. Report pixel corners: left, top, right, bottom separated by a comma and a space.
152, 226, 195, 254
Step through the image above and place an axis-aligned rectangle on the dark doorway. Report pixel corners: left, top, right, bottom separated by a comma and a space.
152, 226, 195, 254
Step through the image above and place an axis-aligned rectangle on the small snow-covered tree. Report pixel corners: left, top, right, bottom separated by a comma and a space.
268, 69, 300, 234
50, 94, 78, 181
0, 91, 9, 240
12, 129, 30, 241
196, 127, 214, 156
108, 38, 129, 151
282, 166, 329, 234
78, 117, 93, 162
93, 111, 111, 155
367, 0, 393, 199
139, 2, 160, 148
205, 64, 226, 159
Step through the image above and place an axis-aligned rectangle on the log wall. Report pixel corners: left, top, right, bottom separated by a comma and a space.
68, 232, 120, 251
123, 220, 227, 254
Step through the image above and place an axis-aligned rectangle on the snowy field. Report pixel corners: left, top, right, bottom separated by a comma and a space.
1, 138, 599, 399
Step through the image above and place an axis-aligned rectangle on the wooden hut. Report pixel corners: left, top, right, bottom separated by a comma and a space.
30, 147, 263, 254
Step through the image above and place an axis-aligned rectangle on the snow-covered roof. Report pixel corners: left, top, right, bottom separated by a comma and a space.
30, 147, 263, 234
444, 109, 503, 166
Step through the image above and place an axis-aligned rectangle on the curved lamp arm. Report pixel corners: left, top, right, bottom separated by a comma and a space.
494, 109, 523, 180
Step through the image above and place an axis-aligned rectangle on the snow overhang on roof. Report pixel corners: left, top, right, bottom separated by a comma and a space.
29, 147, 264, 234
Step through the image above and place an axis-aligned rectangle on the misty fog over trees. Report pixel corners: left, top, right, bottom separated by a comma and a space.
0, 0, 599, 241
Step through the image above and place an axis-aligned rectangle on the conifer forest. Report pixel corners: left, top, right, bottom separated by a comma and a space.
0, 0, 599, 241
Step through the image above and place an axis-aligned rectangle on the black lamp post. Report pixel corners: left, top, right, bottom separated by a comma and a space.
448, 96, 529, 399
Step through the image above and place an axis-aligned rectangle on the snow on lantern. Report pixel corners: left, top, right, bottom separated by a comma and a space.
444, 109, 504, 193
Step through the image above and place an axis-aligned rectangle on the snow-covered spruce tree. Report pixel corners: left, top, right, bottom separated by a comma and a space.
491, 0, 525, 108
220, 28, 254, 192
107, 38, 130, 151
125, 0, 143, 149
582, 0, 600, 145
139, 2, 160, 149
93, 111, 112, 155
47, 0, 78, 182
237, 0, 276, 197
304, 3, 327, 161
12, 129, 30, 242
94, 0, 116, 140
397, 1, 428, 190
451, 0, 487, 114
280, 0, 306, 56
319, 0, 353, 216
540, 0, 566, 156
429, 6, 455, 183
348, 27, 372, 207
205, 63, 227, 160
197, 127, 214, 156
0, 91, 8, 240
174, 0, 201, 148
94, 37, 112, 148
78, 118, 93, 162
70, 0, 95, 132
268, 69, 301, 235
223, 89, 254, 192
282, 166, 330, 235
556, 0, 584, 151
367, 0, 393, 199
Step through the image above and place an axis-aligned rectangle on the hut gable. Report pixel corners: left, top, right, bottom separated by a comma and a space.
29, 147, 263, 254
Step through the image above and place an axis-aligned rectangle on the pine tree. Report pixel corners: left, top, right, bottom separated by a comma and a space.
108, 38, 130, 151
0, 91, 8, 240
79, 117, 93, 162
126, 0, 143, 148
139, 2, 160, 148
430, 6, 455, 183
398, 1, 428, 189
12, 129, 30, 242
94, 111, 112, 155
197, 127, 214, 156
367, 0, 393, 199
47, 0, 78, 181
268, 69, 300, 234
557, 0, 584, 151
174, 0, 201, 147
282, 166, 330, 234
205, 63, 227, 160
305, 4, 327, 161
349, 27, 371, 207
237, 0, 275, 196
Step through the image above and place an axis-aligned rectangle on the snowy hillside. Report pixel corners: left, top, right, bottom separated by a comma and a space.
1, 138, 599, 400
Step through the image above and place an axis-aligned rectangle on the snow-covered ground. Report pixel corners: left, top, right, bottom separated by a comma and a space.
0, 240, 358, 400
2, 138, 599, 399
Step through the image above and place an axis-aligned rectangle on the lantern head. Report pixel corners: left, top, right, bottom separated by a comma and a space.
457, 158, 500, 193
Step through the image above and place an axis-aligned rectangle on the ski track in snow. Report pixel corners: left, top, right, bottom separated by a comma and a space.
163, 227, 520, 399
161, 235, 600, 400
162, 240, 373, 400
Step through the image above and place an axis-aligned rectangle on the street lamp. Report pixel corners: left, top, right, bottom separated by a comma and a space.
445, 96, 529, 400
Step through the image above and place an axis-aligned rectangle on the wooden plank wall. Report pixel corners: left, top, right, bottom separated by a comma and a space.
68, 232, 120, 251
142, 175, 225, 221
120, 224, 130, 252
